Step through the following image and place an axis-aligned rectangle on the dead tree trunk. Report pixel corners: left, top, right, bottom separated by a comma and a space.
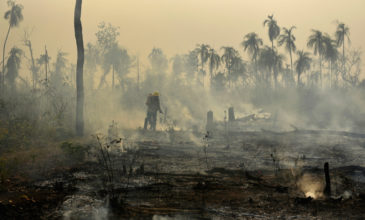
324, 162, 331, 197
206, 111, 214, 133
74, 0, 84, 136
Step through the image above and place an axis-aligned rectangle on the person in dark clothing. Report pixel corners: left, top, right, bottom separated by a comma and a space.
144, 92, 162, 130
144, 93, 153, 130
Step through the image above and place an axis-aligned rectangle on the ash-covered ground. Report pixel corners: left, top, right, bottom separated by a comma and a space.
3, 123, 364, 219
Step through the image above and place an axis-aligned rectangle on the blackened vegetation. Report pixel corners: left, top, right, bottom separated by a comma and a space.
0, 1, 365, 218
95, 135, 142, 213
0, 130, 365, 219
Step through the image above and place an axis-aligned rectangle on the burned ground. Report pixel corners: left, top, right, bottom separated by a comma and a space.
1, 129, 364, 219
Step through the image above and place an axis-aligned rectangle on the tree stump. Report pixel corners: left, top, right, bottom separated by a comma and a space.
324, 162, 331, 197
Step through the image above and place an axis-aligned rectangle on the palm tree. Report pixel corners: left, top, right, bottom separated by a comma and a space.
2, 0, 23, 90
74, 0, 84, 136
263, 15, 280, 51
335, 22, 350, 74
241, 32, 263, 81
323, 35, 339, 88
5, 47, 22, 91
295, 50, 311, 86
196, 44, 210, 87
278, 26, 296, 75
263, 15, 280, 88
37, 54, 50, 80
37, 52, 51, 84
221, 46, 239, 88
307, 29, 326, 87
208, 48, 220, 81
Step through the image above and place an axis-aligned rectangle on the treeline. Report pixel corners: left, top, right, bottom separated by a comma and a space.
0, 1, 364, 146
0, 1, 363, 95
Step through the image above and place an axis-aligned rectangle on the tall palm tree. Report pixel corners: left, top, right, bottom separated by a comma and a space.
74, 0, 84, 136
323, 35, 339, 88
335, 22, 350, 74
263, 15, 280, 51
263, 15, 280, 88
208, 48, 221, 81
241, 32, 263, 81
278, 26, 296, 75
307, 29, 326, 87
37, 51, 51, 84
2, 0, 23, 90
221, 46, 239, 88
295, 50, 311, 86
5, 47, 22, 91
196, 44, 210, 87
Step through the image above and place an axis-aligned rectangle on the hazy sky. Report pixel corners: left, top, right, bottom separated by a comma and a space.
1, 0, 364, 73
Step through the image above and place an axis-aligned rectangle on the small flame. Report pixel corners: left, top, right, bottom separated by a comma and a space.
298, 173, 324, 199
305, 191, 316, 198
304, 190, 323, 199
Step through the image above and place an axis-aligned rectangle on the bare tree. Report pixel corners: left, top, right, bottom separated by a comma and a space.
74, 0, 84, 136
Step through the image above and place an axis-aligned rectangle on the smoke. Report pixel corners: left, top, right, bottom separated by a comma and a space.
79, 74, 365, 142
297, 173, 324, 199
83, 79, 365, 137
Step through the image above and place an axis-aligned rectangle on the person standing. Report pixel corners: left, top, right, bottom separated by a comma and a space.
144, 93, 153, 130
144, 92, 162, 130
150, 92, 163, 130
